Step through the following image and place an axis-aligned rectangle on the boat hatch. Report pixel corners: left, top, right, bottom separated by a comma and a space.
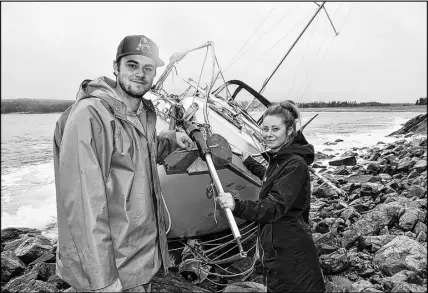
212, 80, 271, 125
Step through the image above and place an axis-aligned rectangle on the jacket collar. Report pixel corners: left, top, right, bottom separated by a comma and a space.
77, 77, 156, 120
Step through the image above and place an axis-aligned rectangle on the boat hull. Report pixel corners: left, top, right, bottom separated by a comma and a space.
147, 92, 263, 239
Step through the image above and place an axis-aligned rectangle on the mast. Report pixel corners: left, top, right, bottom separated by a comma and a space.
258, 2, 325, 95
244, 2, 328, 112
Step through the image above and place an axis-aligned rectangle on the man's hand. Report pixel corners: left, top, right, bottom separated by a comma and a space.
216, 192, 236, 211
176, 132, 193, 151
94, 278, 122, 292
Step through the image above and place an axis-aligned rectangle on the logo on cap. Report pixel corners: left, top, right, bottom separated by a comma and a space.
136, 37, 152, 54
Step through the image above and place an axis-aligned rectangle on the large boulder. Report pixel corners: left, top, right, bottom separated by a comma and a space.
358, 235, 397, 253
14, 235, 52, 265
408, 185, 427, 199
388, 114, 427, 136
373, 236, 427, 276
1, 228, 41, 249
390, 281, 427, 292
320, 248, 349, 273
398, 208, 426, 231
345, 280, 381, 292
341, 202, 402, 247
1, 251, 26, 284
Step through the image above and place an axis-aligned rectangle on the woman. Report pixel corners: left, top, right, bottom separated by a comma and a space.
218, 101, 325, 292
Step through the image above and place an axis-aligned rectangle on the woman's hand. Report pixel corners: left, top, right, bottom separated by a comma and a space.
216, 192, 236, 211
176, 132, 193, 151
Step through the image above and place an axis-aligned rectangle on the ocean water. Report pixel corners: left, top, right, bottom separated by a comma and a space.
0, 111, 422, 230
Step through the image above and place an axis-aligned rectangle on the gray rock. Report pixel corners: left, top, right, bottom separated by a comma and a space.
30, 262, 57, 281
373, 236, 427, 276
329, 156, 357, 166
416, 231, 427, 242
412, 160, 427, 173
399, 208, 426, 231
408, 169, 420, 179
330, 276, 352, 291
1, 250, 26, 284
347, 174, 376, 184
341, 202, 402, 247
334, 166, 350, 175
325, 281, 343, 293
398, 158, 416, 172
224, 282, 266, 293
366, 162, 380, 174
360, 182, 384, 197
2, 271, 38, 292
413, 222, 427, 236
391, 281, 427, 292
320, 248, 349, 273
152, 270, 211, 293
345, 280, 379, 292
312, 186, 338, 199
3, 237, 29, 253
1, 228, 41, 248
379, 173, 392, 181
408, 185, 427, 199
359, 235, 397, 252
20, 280, 58, 292
28, 253, 56, 267
14, 235, 53, 264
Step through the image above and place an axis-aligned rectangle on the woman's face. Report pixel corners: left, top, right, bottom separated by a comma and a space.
261, 115, 288, 152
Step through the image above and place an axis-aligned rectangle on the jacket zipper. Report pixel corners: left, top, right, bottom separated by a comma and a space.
259, 154, 271, 270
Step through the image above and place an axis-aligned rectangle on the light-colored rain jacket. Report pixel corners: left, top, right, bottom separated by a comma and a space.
53, 77, 177, 291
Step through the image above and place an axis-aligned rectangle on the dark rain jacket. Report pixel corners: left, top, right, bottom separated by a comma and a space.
233, 131, 325, 292
53, 77, 178, 291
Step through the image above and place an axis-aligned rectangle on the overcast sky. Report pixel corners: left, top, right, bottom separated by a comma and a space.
1, 2, 426, 103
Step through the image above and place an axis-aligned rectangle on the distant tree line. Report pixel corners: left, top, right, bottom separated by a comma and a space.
296, 101, 413, 108
415, 97, 427, 105
1, 98, 74, 114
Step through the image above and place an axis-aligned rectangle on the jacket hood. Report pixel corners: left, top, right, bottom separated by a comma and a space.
263, 130, 315, 165
76, 76, 119, 103
74, 76, 156, 115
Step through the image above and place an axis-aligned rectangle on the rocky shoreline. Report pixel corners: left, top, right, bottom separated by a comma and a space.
1, 114, 427, 293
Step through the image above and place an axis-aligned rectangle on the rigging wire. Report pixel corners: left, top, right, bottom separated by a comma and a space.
298, 3, 355, 101
286, 13, 321, 100
224, 3, 301, 75
237, 12, 312, 79
296, 3, 346, 101
223, 7, 275, 73
295, 14, 329, 100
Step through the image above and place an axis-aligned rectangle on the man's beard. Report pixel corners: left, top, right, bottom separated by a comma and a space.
118, 79, 149, 98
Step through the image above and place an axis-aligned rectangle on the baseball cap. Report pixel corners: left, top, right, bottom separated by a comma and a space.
116, 35, 165, 67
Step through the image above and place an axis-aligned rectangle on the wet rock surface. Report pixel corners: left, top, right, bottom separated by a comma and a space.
1, 116, 427, 292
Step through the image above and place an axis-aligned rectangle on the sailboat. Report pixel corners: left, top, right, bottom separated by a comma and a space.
144, 2, 340, 241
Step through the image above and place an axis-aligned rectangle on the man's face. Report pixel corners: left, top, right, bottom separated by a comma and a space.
114, 55, 156, 97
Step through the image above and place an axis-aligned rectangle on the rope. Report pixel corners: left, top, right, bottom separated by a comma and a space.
237, 12, 311, 79
295, 17, 328, 101
223, 7, 275, 74
286, 12, 320, 100
160, 192, 172, 234
192, 46, 210, 104
297, 3, 343, 101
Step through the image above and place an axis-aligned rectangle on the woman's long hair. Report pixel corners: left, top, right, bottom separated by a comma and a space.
260, 100, 301, 146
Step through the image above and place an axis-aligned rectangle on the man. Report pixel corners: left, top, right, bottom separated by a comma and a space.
53, 35, 193, 292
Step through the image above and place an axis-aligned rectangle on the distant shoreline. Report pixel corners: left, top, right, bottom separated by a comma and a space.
300, 105, 427, 113
1, 99, 426, 114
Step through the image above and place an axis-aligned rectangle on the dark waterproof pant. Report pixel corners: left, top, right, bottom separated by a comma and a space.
261, 220, 325, 292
